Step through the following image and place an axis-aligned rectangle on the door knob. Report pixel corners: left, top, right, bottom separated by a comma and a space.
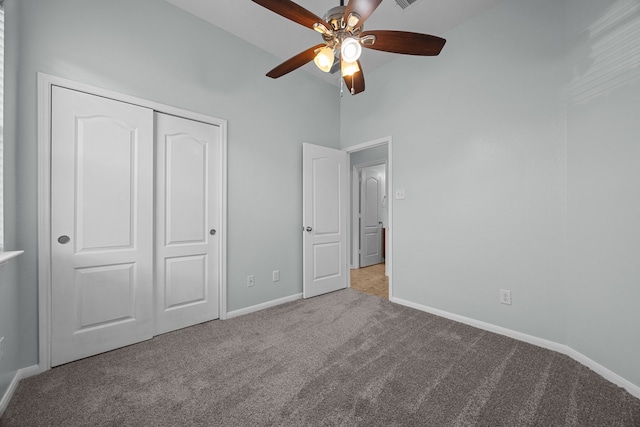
58, 235, 71, 244
210, 229, 217, 236
306, 227, 313, 232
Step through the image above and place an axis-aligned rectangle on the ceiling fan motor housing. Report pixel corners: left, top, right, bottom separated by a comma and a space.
323, 6, 346, 31
322, 6, 362, 43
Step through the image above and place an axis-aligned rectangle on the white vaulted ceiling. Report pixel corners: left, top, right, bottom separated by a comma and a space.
165, 0, 507, 84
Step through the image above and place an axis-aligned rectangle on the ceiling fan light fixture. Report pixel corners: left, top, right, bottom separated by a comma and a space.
360, 34, 376, 46
313, 22, 331, 35
314, 46, 335, 72
341, 37, 362, 63
251, 0, 447, 96
346, 12, 360, 29
341, 60, 360, 77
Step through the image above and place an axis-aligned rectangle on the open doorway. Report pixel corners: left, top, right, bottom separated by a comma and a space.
344, 138, 392, 300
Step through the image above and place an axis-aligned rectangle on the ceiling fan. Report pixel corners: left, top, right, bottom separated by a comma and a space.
251, 0, 447, 95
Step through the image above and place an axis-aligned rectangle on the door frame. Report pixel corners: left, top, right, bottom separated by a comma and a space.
37, 73, 228, 372
343, 137, 393, 296
351, 160, 387, 270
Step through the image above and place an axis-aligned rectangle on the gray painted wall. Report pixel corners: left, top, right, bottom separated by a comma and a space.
350, 145, 388, 167
565, 0, 640, 390
0, 263, 19, 398
1, 0, 339, 395
0, 0, 21, 401
340, 0, 639, 388
2, 0, 639, 403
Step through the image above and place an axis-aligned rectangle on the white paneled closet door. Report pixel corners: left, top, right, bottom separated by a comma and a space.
51, 87, 154, 367
50, 87, 223, 367
154, 113, 220, 335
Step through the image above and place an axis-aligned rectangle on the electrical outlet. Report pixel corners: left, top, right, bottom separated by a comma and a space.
0, 336, 4, 364
272, 270, 280, 282
247, 275, 255, 287
500, 289, 512, 305
395, 189, 406, 200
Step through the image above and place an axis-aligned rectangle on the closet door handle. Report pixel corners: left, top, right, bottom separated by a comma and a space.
58, 235, 71, 244
210, 229, 217, 236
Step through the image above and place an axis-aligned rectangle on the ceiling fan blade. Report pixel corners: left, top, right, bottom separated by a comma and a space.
343, 0, 382, 30
252, 0, 326, 30
360, 30, 446, 56
266, 44, 326, 78
343, 61, 365, 95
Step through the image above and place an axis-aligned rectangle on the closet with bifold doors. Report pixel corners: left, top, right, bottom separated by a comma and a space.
49, 86, 222, 366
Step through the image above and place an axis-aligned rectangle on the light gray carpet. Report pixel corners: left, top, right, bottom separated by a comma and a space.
2, 289, 639, 426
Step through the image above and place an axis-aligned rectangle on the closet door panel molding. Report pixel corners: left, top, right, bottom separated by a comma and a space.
155, 112, 221, 335
38, 73, 227, 371
50, 86, 154, 367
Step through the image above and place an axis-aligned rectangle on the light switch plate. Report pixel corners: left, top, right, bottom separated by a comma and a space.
395, 189, 406, 200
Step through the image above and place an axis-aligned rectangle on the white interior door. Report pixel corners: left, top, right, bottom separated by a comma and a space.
51, 87, 154, 367
303, 143, 348, 298
360, 167, 383, 267
155, 113, 220, 335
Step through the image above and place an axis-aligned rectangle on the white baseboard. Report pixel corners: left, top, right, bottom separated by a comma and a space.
390, 296, 640, 400
226, 293, 303, 319
0, 365, 41, 418
564, 347, 640, 399
3, 298, 638, 418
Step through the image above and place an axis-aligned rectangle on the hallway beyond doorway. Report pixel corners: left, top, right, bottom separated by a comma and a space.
350, 263, 388, 299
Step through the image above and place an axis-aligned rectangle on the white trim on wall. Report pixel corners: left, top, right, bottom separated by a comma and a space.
0, 365, 39, 418
226, 293, 303, 319
0, 250, 23, 266
351, 166, 360, 270
36, 73, 228, 372
391, 296, 640, 399
343, 137, 393, 296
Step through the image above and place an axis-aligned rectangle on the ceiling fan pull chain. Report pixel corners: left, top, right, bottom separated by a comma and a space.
351, 74, 355, 95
